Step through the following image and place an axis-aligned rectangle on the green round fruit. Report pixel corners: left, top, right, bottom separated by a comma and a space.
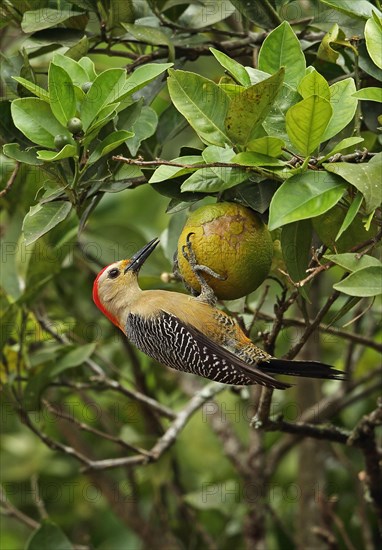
67, 117, 83, 135
54, 134, 71, 150
177, 202, 273, 300
313, 205, 378, 252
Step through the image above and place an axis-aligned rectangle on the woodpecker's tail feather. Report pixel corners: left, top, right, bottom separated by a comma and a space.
260, 359, 346, 381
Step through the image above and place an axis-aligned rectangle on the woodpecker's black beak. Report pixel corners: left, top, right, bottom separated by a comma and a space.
124, 238, 160, 274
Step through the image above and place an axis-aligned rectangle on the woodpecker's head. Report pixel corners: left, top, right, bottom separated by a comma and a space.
93, 238, 159, 329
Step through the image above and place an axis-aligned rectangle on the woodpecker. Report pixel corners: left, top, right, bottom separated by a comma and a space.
93, 238, 344, 389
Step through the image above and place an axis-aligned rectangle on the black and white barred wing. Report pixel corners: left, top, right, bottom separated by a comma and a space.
126, 311, 290, 389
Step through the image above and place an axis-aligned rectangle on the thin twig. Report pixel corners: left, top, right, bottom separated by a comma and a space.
150, 383, 225, 459
248, 283, 270, 335
34, 310, 176, 420
253, 311, 382, 353
18, 407, 93, 467
30, 475, 48, 520
295, 228, 382, 288
261, 417, 351, 444
265, 288, 298, 355
0, 162, 19, 198
347, 400, 382, 532
113, 155, 282, 180
284, 290, 340, 360
84, 383, 225, 471
43, 400, 152, 457
267, 367, 382, 474
0, 484, 40, 531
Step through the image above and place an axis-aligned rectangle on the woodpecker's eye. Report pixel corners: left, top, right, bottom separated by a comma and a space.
108, 268, 120, 279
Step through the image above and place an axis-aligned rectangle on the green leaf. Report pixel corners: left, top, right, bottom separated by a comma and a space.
11, 98, 71, 148
26, 520, 73, 550
232, 152, 285, 167
324, 253, 381, 272
87, 130, 133, 164
333, 266, 382, 296
320, 0, 382, 20
202, 145, 236, 183
22, 9, 78, 32
49, 63, 76, 126
324, 153, 382, 213
317, 24, 346, 63
167, 69, 231, 146
49, 343, 96, 377
100, 164, 144, 192
210, 48, 251, 86
321, 137, 365, 161
52, 53, 92, 87
321, 79, 357, 142
179, 0, 236, 27
12, 77, 49, 101
247, 137, 285, 157
23, 367, 53, 411
23, 202, 72, 246
335, 191, 363, 240
222, 180, 278, 214
245, 68, 273, 85
78, 57, 97, 81
258, 21, 306, 89
230, 0, 282, 28
86, 102, 119, 138
81, 69, 126, 130
225, 68, 285, 146
359, 42, 382, 83
65, 35, 89, 61
353, 87, 382, 102
297, 69, 330, 101
149, 156, 203, 183
263, 85, 301, 148
181, 166, 247, 193
326, 295, 362, 325
122, 63, 173, 96
109, 0, 134, 32
365, 15, 382, 69
286, 95, 332, 156
126, 106, 158, 156
122, 23, 174, 60
37, 145, 77, 162
281, 219, 312, 299
3, 143, 43, 165
181, 168, 224, 193
268, 171, 346, 230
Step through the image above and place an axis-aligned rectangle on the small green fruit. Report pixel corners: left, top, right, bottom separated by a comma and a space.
54, 134, 71, 150
67, 117, 83, 135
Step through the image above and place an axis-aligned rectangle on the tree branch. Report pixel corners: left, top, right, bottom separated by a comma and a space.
34, 310, 176, 420
266, 367, 382, 474
0, 162, 19, 198
254, 311, 382, 353
347, 400, 382, 532
283, 290, 340, 359
261, 417, 351, 444
112, 155, 282, 181
0, 484, 39, 531
83, 383, 226, 471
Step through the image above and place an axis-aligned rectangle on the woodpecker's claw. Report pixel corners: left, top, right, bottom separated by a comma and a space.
181, 232, 225, 306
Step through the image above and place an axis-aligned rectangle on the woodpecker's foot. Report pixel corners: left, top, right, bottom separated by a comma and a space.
182, 232, 225, 305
